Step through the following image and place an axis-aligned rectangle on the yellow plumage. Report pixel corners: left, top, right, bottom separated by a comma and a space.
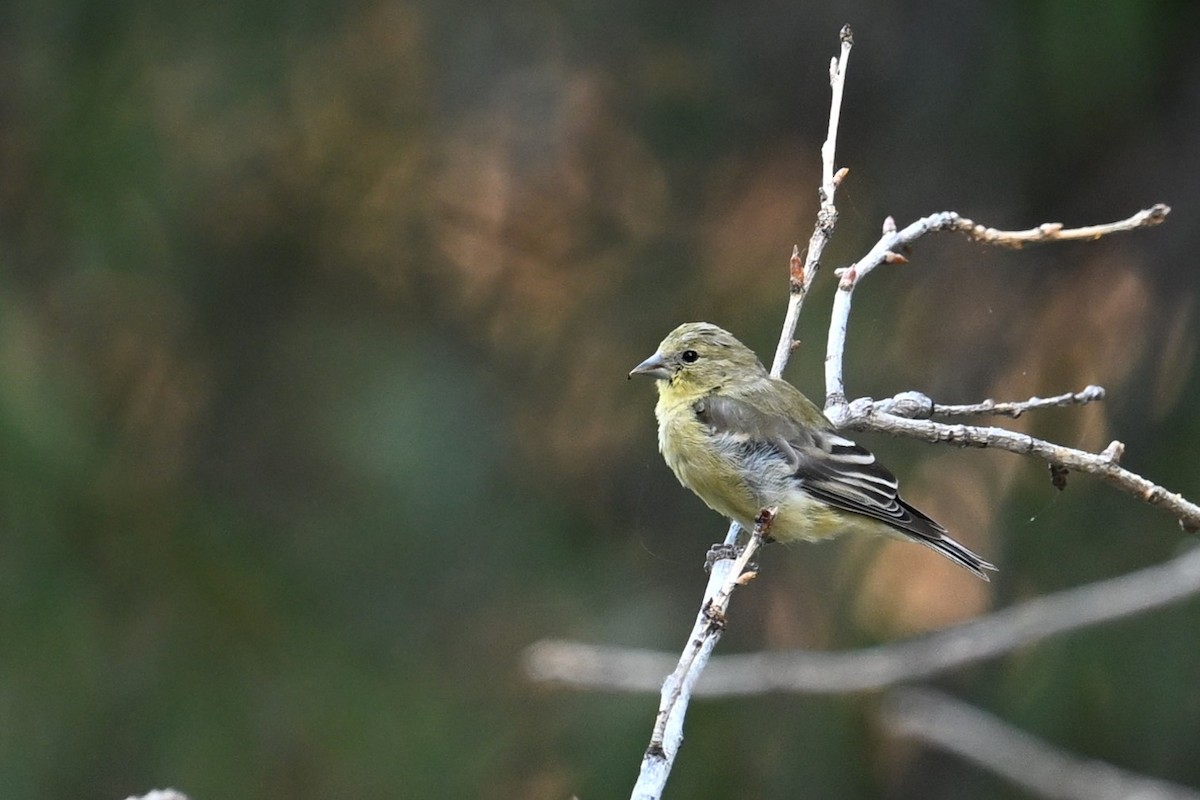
631, 322, 994, 579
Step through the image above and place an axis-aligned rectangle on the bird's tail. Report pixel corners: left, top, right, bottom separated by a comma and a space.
913, 532, 997, 581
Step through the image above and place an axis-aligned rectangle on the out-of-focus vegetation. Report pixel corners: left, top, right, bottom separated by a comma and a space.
1, 2, 1198, 798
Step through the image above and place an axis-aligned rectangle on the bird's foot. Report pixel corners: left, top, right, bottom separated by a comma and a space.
704, 543, 739, 572
704, 543, 759, 575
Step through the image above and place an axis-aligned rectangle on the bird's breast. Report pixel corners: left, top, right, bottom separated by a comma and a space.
655, 401, 762, 526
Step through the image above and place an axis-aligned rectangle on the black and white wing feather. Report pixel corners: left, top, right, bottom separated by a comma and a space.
695, 392, 995, 579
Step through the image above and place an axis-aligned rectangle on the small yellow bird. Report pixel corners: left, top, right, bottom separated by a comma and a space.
630, 322, 995, 580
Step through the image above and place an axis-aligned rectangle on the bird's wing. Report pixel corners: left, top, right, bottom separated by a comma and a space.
694, 393, 943, 535
694, 391, 994, 579
794, 428, 939, 531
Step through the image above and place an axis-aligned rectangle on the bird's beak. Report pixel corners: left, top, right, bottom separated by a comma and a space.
629, 351, 671, 381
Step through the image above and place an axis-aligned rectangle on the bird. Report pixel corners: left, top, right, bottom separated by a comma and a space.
629, 322, 995, 580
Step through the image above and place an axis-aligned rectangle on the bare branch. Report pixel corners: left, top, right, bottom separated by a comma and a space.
964, 202, 1170, 248
630, 514, 768, 800
817, 201, 1195, 531
874, 386, 1107, 420
829, 403, 1200, 532
769, 24, 854, 378
823, 205, 1170, 406
525, 542, 1200, 695
882, 688, 1200, 800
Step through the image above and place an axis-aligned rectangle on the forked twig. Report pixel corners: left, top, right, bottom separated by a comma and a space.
823, 206, 1170, 407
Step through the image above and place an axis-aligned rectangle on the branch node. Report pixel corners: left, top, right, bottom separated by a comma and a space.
789, 246, 805, 288
846, 396, 874, 416
1049, 463, 1069, 491
703, 600, 727, 630
833, 166, 849, 186
818, 206, 839, 229
735, 570, 759, 586
880, 391, 934, 419
1101, 440, 1125, 463
882, 215, 897, 235
883, 250, 908, 264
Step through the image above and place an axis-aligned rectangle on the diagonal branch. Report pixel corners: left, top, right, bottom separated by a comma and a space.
524, 541, 1200, 695
630, 515, 768, 799
831, 402, 1200, 532
882, 688, 1200, 800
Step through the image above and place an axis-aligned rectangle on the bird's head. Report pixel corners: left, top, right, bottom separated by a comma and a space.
629, 322, 767, 396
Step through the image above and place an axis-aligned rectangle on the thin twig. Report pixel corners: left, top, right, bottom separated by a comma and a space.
882, 688, 1200, 800
873, 386, 1107, 420
769, 24, 854, 378
964, 203, 1171, 248
524, 542, 1200, 695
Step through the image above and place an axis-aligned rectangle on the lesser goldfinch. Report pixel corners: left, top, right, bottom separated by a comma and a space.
630, 322, 995, 580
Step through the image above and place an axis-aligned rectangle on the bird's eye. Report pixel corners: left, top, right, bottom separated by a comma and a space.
681, 349, 699, 363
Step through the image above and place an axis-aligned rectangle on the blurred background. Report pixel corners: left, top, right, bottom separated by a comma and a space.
2, 1, 1199, 797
